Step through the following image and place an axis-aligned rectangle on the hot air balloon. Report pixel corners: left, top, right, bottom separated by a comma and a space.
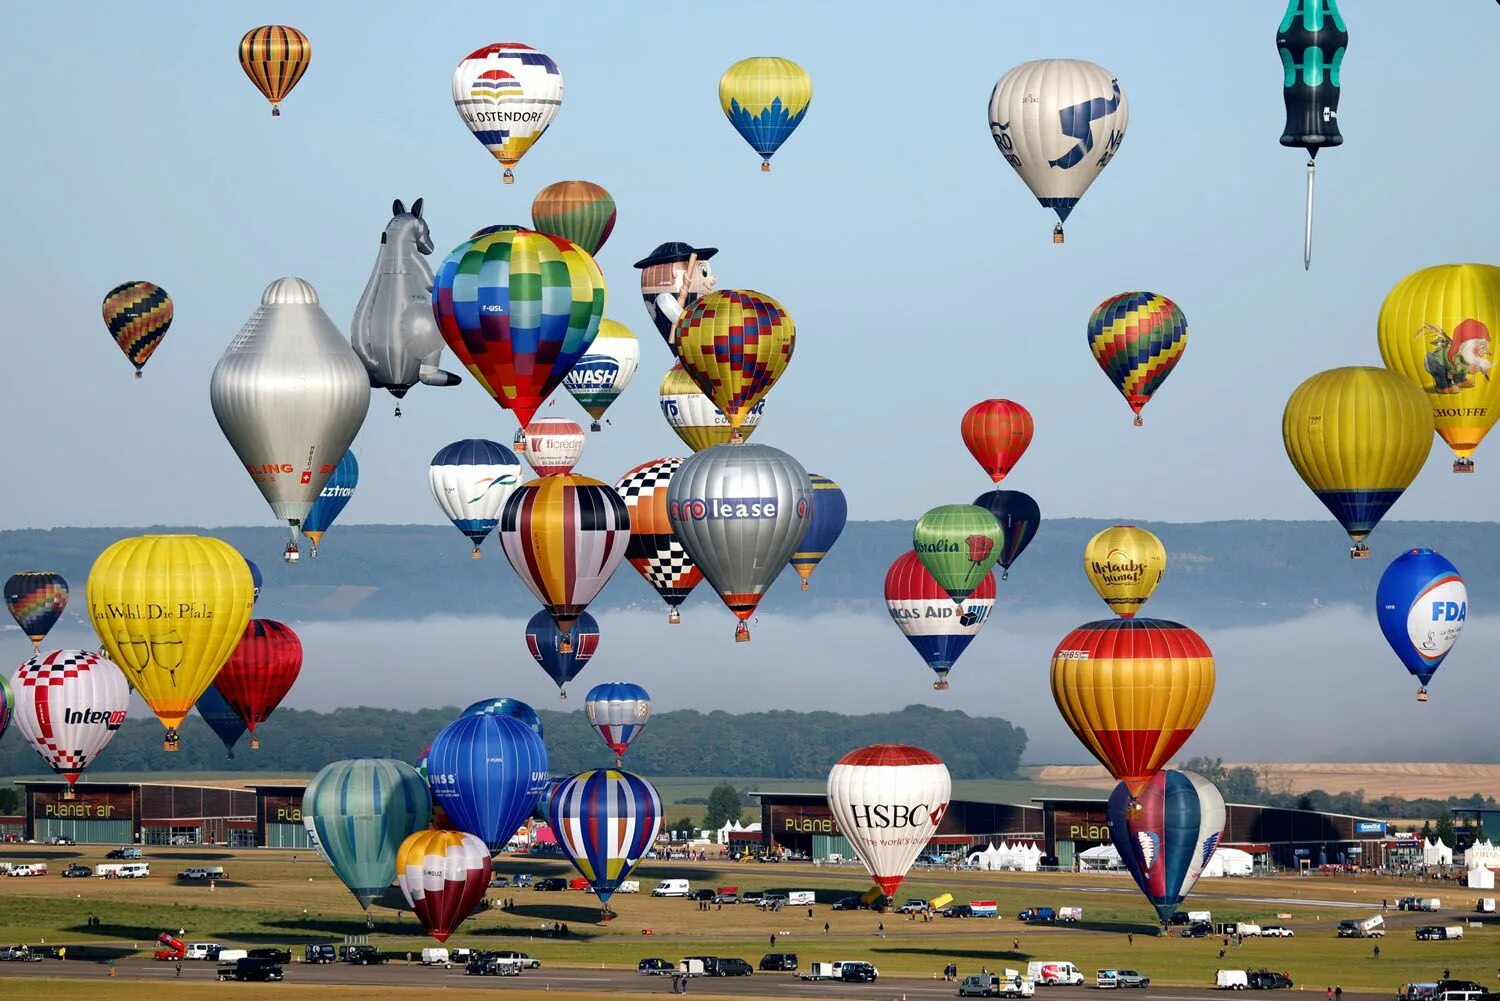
245, 559, 263, 602
210, 278, 371, 563
429, 439, 522, 558
239, 25, 310, 116
913, 505, 1002, 604
432, 227, 605, 431
1108, 769, 1226, 923
532, 181, 616, 256
452, 43, 563, 183
1087, 293, 1189, 425
101, 281, 172, 378
0, 674, 12, 744
302, 451, 357, 558
791, 475, 847, 590
1282, 367, 1433, 558
1378, 264, 1500, 473
522, 418, 585, 477
988, 60, 1128, 242
213, 619, 301, 749
1051, 619, 1215, 804
660, 362, 766, 452
397, 829, 492, 943
616, 458, 704, 623
500, 476, 628, 650
884, 551, 995, 690
667, 444, 813, 641
673, 291, 794, 438
827, 744, 951, 898
426, 713, 548, 851
10, 650, 129, 795
564, 320, 638, 431
1084, 526, 1166, 619
548, 769, 661, 909
961, 400, 1033, 482
1277, 0, 1346, 269
195, 683, 248, 758
303, 758, 432, 913
584, 683, 651, 764
5, 572, 68, 648
719, 57, 812, 172
971, 490, 1040, 580
1377, 549, 1466, 702
526, 609, 598, 697
461, 697, 543, 739
87, 535, 255, 751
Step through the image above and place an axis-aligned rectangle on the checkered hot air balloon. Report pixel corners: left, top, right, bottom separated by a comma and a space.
672, 290, 794, 439
1087, 292, 1189, 426
616, 458, 704, 623
11, 650, 130, 793
101, 281, 172, 378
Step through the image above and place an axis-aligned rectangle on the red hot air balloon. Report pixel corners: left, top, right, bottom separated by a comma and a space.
397, 829, 492, 943
211, 620, 302, 750
961, 400, 1034, 484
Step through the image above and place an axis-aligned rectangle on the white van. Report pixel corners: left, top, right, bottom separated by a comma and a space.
787, 890, 815, 906
1027, 961, 1084, 986
118, 863, 150, 878
420, 948, 450, 966
616, 880, 640, 894
1217, 970, 1249, 990
652, 879, 690, 897
6, 863, 47, 877
1235, 923, 1261, 937
184, 943, 220, 960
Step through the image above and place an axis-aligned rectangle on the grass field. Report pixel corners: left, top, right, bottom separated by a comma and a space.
0, 845, 1493, 993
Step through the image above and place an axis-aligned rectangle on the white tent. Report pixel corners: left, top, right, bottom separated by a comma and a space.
715, 819, 761, 845
1423, 837, 1453, 866
1467, 865, 1495, 889
1463, 840, 1500, 869
967, 840, 1042, 872
1200, 847, 1254, 877
1079, 843, 1123, 870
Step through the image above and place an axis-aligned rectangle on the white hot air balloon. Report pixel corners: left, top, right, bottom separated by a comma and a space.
826, 744, 952, 899
522, 418, 586, 477
563, 319, 639, 431
988, 60, 1129, 242
210, 278, 372, 564
452, 43, 564, 184
659, 362, 766, 453
11, 650, 130, 797
428, 439, 523, 558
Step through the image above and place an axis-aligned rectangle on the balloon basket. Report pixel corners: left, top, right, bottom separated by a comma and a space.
503, 169, 515, 185
250, 736, 261, 750
933, 678, 950, 691
761, 161, 771, 173
735, 622, 750, 643
668, 608, 680, 625
163, 733, 180, 753
1417, 688, 1429, 703
729, 430, 744, 444
271, 106, 281, 118
557, 638, 574, 654
1000, 569, 1010, 581
1126, 798, 1142, 817
1133, 415, 1143, 427
62, 786, 76, 801
559, 690, 568, 701
393, 404, 402, 417
590, 421, 602, 432
470, 549, 482, 560
133, 370, 142, 380
1052, 224, 1065, 244
1349, 544, 1371, 560
1453, 459, 1475, 474
308, 547, 319, 559
283, 544, 300, 565
801, 579, 809, 591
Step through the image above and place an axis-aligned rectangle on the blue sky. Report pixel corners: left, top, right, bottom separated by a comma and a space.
7, 1, 1500, 529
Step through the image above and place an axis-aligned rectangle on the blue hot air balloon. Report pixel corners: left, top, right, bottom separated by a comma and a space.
462, 697, 543, 740
534, 774, 567, 822
1376, 548, 1467, 702
1107, 769, 1225, 923
790, 475, 847, 590
426, 713, 548, 851
972, 489, 1041, 580
303, 451, 359, 557
548, 769, 662, 906
301, 757, 431, 913
245, 558, 263, 602
196, 683, 248, 758
525, 609, 599, 698
583, 682, 651, 764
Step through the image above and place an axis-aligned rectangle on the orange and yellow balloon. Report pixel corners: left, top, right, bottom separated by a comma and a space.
1083, 526, 1165, 619
672, 290, 794, 440
1378, 264, 1500, 473
238, 25, 311, 117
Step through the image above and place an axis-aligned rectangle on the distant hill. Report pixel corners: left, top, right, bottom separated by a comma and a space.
2, 519, 1493, 628
1034, 762, 1500, 803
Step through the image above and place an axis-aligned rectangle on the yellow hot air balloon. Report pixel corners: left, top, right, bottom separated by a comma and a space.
671, 290, 793, 439
1377, 264, 1500, 473
87, 536, 255, 750
1282, 367, 1433, 559
1083, 526, 1165, 619
719, 57, 812, 172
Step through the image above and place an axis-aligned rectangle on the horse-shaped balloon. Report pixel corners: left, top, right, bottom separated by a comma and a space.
351, 198, 461, 415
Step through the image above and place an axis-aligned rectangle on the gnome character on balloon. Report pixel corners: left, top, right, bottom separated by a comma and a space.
634, 242, 718, 351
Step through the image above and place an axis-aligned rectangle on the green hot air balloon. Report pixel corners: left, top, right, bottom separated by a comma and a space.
302, 758, 432, 915
531, 181, 617, 256
913, 504, 1003, 603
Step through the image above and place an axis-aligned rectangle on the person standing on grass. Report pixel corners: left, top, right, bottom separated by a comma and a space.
824, 922, 829, 935
878, 921, 885, 938
1373, 944, 1381, 960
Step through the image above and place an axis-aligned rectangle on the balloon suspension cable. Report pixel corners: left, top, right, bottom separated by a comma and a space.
1053, 224, 1065, 245
1417, 687, 1429, 703
503, 168, 515, 185
668, 608, 681, 625
1349, 542, 1371, 560
735, 621, 751, 643
250, 736, 261, 750
1303, 160, 1316, 271
1453, 458, 1475, 474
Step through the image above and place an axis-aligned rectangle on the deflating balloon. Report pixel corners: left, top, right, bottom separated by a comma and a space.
961, 400, 1033, 483
988, 60, 1128, 241
672, 290, 794, 435
101, 281, 172, 378
1282, 367, 1433, 558
0, 673, 12, 744
532, 181, 616, 256
87, 535, 255, 751
564, 319, 639, 430
302, 758, 432, 911
827, 744, 951, 898
302, 451, 357, 557
660, 362, 765, 451
427, 713, 548, 851
584, 682, 651, 762
1376, 548, 1466, 701
616, 458, 704, 622
5, 572, 68, 647
1087, 293, 1189, 425
213, 619, 302, 749
522, 418, 585, 477
462, 697, 543, 740
452, 43, 563, 183
971, 490, 1040, 579
195, 683, 248, 758
667, 444, 813, 641
1084, 525, 1166, 619
1277, 0, 1346, 268
790, 475, 847, 590
548, 769, 662, 905
239, 25, 311, 116
397, 829, 492, 943
526, 609, 598, 697
1108, 769, 1226, 923
884, 551, 995, 690
913, 505, 1003, 604
1051, 618, 1215, 801
429, 439, 522, 557
719, 57, 812, 171
10, 650, 129, 788
210, 278, 371, 563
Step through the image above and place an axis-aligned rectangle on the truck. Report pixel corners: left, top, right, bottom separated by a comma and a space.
304, 944, 337, 964
1188, 910, 1212, 924
6, 863, 47, 877
1414, 898, 1441, 911
1477, 898, 1496, 913
152, 933, 187, 961
1415, 925, 1464, 941
177, 866, 226, 880
1217, 970, 1249, 990
1337, 915, 1385, 938
184, 943, 222, 961
1018, 906, 1056, 923
616, 880, 640, 894
786, 890, 815, 906
420, 947, 451, 966
1234, 923, 1262, 937
970, 900, 999, 918
1027, 961, 1084, 986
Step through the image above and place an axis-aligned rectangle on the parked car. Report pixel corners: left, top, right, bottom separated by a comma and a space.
0, 947, 44, 963
248, 948, 292, 964
61, 864, 92, 878
337, 945, 387, 965
567, 877, 591, 891
944, 904, 976, 919
637, 958, 674, 975
831, 896, 866, 911
217, 958, 283, 982
715, 958, 753, 977
713, 891, 740, 905
757, 893, 788, 909
840, 961, 878, 983
45, 836, 75, 846
1182, 922, 1212, 938
489, 951, 540, 969
742, 890, 765, 904
896, 898, 929, 913
1415, 926, 1464, 941
177, 867, 225, 881
488, 875, 509, 888
533, 877, 567, 891
690, 888, 716, 901
1098, 970, 1151, 988
1248, 971, 1293, 990
759, 953, 798, 972
1260, 927, 1294, 938
104, 848, 141, 860
961, 973, 1033, 997
465, 956, 520, 976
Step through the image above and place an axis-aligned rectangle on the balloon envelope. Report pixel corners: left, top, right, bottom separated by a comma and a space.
195, 683, 248, 758
672, 291, 794, 432
563, 319, 638, 426
302, 451, 358, 554
1108, 769, 1226, 923
102, 281, 172, 375
429, 439, 522, 556
1087, 293, 1188, 422
548, 769, 662, 903
397, 829, 492, 943
1084, 525, 1166, 619
5, 572, 68, 647
913, 505, 1002, 603
616, 458, 705, 618
526, 610, 598, 695
452, 43, 563, 182
719, 57, 812, 169
522, 418, 586, 478
961, 400, 1033, 483
659, 362, 765, 452
462, 697, 543, 740
884, 551, 994, 688
827, 744, 951, 898
584, 682, 651, 759
213, 619, 302, 747
971, 490, 1040, 577
239, 25, 310, 115
426, 713, 548, 851
302, 758, 432, 910
1376, 549, 1466, 698
0, 673, 12, 743
11, 650, 129, 784
790, 475, 847, 589
532, 181, 616, 256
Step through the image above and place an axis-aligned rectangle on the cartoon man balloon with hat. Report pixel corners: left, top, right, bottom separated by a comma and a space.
634, 242, 718, 354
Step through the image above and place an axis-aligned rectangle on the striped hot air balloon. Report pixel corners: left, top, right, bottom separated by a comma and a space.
1108, 769, 1226, 922
427, 714, 548, 851
549, 769, 662, 905
302, 758, 432, 911
790, 475, 847, 590
615, 458, 704, 623
238, 25, 311, 116
525, 610, 598, 698
0, 673, 13, 744
5, 572, 68, 648
532, 180, 616, 256
102, 282, 172, 377
397, 829, 492, 943
1087, 292, 1189, 426
462, 697, 543, 739
583, 682, 651, 763
884, 551, 995, 690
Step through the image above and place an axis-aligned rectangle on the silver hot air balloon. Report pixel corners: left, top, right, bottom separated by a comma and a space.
210, 278, 371, 564
666, 443, 813, 642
